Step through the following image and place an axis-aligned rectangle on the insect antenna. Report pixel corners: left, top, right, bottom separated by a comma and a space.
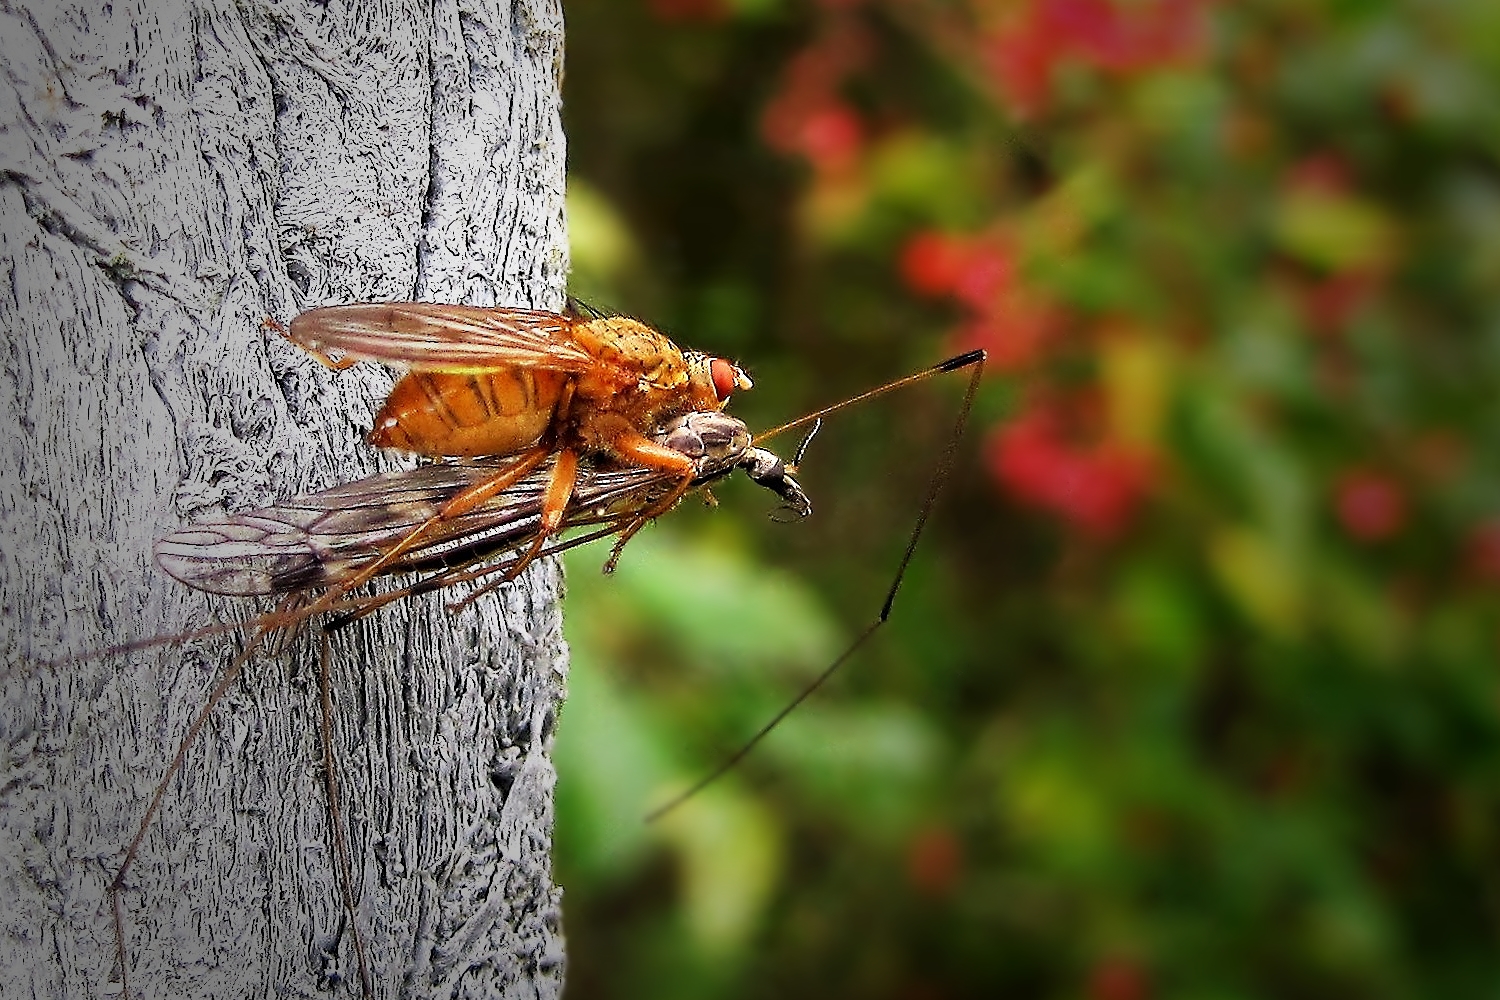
644, 349, 986, 822
753, 349, 986, 446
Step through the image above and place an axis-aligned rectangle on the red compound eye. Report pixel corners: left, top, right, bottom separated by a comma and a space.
710, 358, 740, 401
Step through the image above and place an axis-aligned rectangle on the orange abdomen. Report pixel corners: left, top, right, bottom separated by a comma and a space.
369, 368, 567, 458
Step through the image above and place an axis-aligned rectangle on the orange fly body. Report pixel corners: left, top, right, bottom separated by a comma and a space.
282, 302, 754, 578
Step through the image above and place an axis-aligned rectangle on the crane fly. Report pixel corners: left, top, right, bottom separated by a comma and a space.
277, 300, 755, 581
99, 302, 986, 999
102, 409, 808, 1000
153, 410, 809, 603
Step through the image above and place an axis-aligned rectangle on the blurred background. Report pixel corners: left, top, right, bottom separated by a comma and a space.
552, 2, 1500, 998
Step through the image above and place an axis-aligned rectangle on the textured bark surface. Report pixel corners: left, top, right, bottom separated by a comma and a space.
0, 1, 569, 996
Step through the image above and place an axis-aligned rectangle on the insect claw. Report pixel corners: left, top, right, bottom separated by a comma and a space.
601, 542, 626, 575
739, 447, 812, 521
768, 500, 808, 524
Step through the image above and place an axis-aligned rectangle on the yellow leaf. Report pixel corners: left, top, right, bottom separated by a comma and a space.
656, 786, 784, 956
1100, 327, 1173, 448
1210, 527, 1304, 638
1271, 190, 1397, 272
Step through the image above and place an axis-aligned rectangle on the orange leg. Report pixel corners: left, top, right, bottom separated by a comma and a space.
306, 446, 554, 615
438, 448, 555, 520
602, 472, 696, 574
111, 449, 555, 997
598, 429, 698, 573
502, 446, 579, 581
610, 426, 704, 478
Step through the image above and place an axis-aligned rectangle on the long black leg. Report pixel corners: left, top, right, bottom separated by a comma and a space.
646, 350, 987, 822
317, 628, 374, 997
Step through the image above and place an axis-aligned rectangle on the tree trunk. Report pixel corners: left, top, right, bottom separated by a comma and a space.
0, 1, 569, 996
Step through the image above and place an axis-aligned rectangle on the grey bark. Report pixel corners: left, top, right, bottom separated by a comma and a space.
0, 1, 569, 997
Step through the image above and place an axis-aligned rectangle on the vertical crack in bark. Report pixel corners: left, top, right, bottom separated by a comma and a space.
414, 0, 447, 300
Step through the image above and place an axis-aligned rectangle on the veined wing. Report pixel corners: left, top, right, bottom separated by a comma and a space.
287, 303, 597, 374
155, 412, 810, 598
155, 456, 657, 597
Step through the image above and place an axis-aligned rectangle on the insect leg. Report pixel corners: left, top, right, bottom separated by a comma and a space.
110, 452, 548, 993
595, 429, 700, 574
292, 447, 553, 625
324, 516, 627, 624
501, 446, 579, 582
110, 623, 270, 999
644, 350, 987, 822
316, 627, 373, 998
439, 517, 649, 615
600, 473, 696, 575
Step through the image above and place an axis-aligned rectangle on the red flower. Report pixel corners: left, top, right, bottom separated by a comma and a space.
901, 230, 1062, 370
1333, 468, 1407, 542
906, 825, 963, 898
796, 103, 864, 172
985, 0, 1207, 114
761, 93, 865, 173
899, 231, 1013, 305
1466, 520, 1500, 584
953, 301, 1056, 372
989, 407, 1153, 537
899, 231, 970, 296
950, 242, 1013, 309
1086, 956, 1151, 1000
759, 19, 871, 169
984, 26, 1057, 118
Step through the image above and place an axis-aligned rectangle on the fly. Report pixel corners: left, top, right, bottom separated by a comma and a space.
100, 327, 986, 999
276, 301, 755, 580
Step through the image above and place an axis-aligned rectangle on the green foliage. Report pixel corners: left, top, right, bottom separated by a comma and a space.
558, 1, 1500, 997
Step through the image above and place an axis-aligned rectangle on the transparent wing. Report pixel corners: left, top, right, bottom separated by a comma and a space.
286, 303, 597, 373
154, 412, 808, 598
155, 457, 653, 596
